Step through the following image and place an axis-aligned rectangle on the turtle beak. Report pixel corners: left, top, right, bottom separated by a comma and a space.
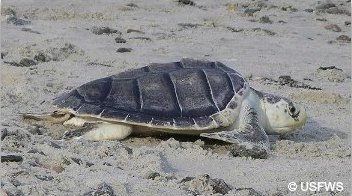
296, 105, 307, 127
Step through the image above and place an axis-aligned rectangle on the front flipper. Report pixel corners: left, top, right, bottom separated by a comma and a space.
201, 106, 269, 159
201, 129, 269, 159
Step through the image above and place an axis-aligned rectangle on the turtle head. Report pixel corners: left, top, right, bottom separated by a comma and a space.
259, 92, 307, 135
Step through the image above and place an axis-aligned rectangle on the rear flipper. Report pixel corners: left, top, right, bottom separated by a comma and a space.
201, 106, 269, 159
23, 112, 133, 141
22, 112, 71, 123
63, 122, 133, 141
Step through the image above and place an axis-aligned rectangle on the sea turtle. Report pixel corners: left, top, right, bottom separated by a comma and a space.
24, 58, 307, 158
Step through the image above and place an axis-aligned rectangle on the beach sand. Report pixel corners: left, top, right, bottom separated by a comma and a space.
1, 0, 351, 195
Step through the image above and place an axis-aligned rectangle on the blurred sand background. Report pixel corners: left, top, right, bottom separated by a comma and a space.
1, 0, 351, 195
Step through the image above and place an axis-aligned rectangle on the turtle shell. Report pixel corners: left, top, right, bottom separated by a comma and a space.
54, 59, 249, 130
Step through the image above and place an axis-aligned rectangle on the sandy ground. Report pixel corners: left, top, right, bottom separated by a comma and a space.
1, 0, 351, 195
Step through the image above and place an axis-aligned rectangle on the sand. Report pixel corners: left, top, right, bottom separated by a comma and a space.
1, 0, 351, 195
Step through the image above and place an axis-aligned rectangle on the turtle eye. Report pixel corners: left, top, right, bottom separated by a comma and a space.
289, 105, 296, 114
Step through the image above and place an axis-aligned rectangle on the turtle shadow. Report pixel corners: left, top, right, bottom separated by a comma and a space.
131, 132, 229, 144
159, 153, 179, 174
129, 134, 233, 154
276, 118, 349, 143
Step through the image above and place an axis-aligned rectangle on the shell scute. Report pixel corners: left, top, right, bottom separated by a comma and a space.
99, 109, 132, 123
76, 103, 103, 115
137, 72, 181, 117
104, 79, 140, 112
125, 113, 153, 124
203, 69, 234, 111
168, 69, 219, 117
173, 117, 196, 128
194, 116, 214, 128
54, 90, 82, 109
76, 78, 111, 103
